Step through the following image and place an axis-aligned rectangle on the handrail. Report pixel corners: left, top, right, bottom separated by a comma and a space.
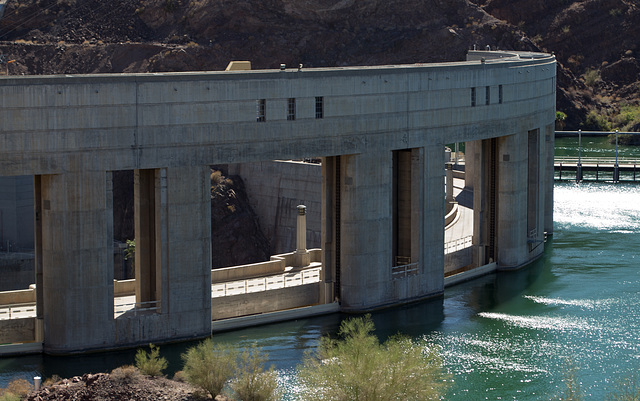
391, 262, 419, 280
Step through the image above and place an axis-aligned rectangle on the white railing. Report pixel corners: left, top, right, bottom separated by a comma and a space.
0, 302, 36, 320
391, 262, 419, 280
445, 236, 473, 254
211, 267, 321, 298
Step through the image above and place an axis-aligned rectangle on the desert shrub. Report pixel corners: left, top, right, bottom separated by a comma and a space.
0, 393, 20, 401
228, 343, 281, 401
582, 110, 612, 131
0, 378, 33, 401
172, 370, 187, 383
111, 365, 141, 384
182, 338, 238, 398
583, 69, 601, 87
296, 315, 449, 401
135, 343, 168, 377
43, 374, 61, 387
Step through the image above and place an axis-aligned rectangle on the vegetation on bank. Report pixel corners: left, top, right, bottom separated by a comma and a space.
4, 316, 640, 400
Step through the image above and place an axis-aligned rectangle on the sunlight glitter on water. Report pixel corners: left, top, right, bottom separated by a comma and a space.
554, 183, 640, 231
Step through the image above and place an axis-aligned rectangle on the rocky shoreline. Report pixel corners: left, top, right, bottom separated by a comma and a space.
24, 369, 228, 401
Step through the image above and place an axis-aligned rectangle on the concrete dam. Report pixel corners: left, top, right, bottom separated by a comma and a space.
0, 50, 556, 354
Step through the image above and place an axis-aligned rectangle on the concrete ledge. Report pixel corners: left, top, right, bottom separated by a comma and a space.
212, 302, 340, 333
444, 202, 459, 228
0, 317, 35, 344
0, 341, 43, 356
444, 262, 497, 287
113, 279, 135, 296
0, 288, 35, 305
212, 283, 321, 320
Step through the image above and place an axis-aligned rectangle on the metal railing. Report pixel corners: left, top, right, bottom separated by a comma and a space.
445, 236, 473, 254
211, 267, 321, 298
0, 302, 36, 320
391, 262, 419, 280
555, 156, 640, 165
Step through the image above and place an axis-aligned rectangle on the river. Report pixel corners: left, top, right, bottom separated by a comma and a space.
2, 137, 639, 399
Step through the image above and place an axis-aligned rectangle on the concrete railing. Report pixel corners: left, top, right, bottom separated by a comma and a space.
113, 279, 136, 296
0, 288, 36, 305
211, 248, 322, 283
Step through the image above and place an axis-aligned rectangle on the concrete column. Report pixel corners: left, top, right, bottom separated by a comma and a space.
320, 157, 336, 304
496, 133, 529, 268
40, 171, 114, 353
543, 124, 555, 235
294, 205, 310, 267
470, 139, 489, 267
339, 151, 394, 310
445, 163, 455, 203
420, 144, 444, 294
119, 165, 211, 345
33, 175, 44, 342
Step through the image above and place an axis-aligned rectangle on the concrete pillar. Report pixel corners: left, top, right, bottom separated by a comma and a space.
445, 163, 455, 203
33, 175, 44, 342
544, 125, 555, 235
339, 151, 394, 310
496, 132, 529, 268
39, 171, 115, 353
470, 138, 489, 266
294, 205, 310, 267
321, 157, 336, 304
420, 144, 445, 294
338, 146, 443, 311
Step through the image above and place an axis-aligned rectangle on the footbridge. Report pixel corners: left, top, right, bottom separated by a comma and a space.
0, 50, 556, 354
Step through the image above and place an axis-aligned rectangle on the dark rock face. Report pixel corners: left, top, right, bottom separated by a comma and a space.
210, 171, 272, 268
601, 57, 640, 86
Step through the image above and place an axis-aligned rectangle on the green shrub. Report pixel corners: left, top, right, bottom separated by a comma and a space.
182, 338, 238, 398
135, 343, 168, 377
296, 315, 449, 401
582, 110, 612, 131
583, 69, 601, 87
228, 343, 281, 401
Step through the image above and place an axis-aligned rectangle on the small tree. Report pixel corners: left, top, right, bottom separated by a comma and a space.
228, 343, 281, 401
182, 338, 238, 398
296, 315, 449, 401
135, 343, 168, 377
124, 239, 135, 269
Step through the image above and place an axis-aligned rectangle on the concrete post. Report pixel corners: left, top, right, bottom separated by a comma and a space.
294, 205, 310, 267
445, 163, 455, 203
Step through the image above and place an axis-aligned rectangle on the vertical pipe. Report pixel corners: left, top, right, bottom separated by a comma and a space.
614, 130, 620, 182
577, 129, 582, 182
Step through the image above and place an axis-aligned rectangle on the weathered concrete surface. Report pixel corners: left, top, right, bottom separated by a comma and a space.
228, 161, 322, 254
0, 50, 556, 352
212, 283, 321, 320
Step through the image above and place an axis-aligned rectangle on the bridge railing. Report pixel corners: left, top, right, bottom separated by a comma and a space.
445, 236, 473, 254
555, 156, 640, 165
0, 302, 36, 320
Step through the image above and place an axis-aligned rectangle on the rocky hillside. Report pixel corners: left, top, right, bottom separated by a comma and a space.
1, 0, 638, 128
